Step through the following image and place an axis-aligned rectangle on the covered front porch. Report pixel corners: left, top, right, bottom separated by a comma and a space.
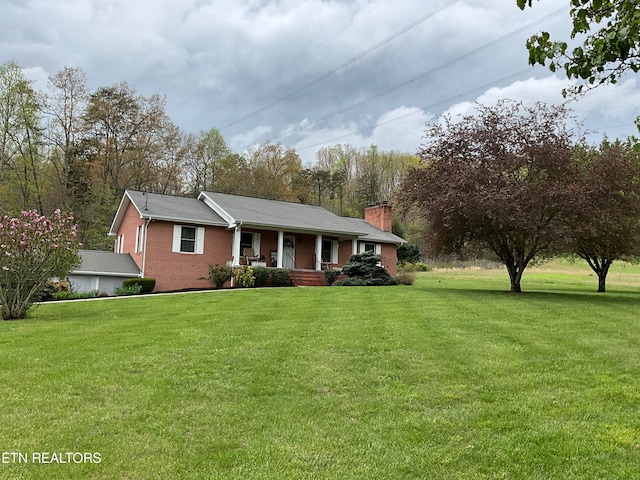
230, 226, 359, 272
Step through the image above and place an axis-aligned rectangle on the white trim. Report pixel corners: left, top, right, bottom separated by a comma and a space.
172, 225, 182, 253
135, 224, 145, 253
277, 231, 284, 269
198, 192, 236, 225
232, 225, 242, 265
315, 235, 323, 270
332, 240, 339, 264
196, 227, 205, 254
70, 270, 142, 277
352, 239, 358, 255
172, 224, 204, 254
116, 234, 124, 254
375, 243, 382, 255
252, 232, 261, 257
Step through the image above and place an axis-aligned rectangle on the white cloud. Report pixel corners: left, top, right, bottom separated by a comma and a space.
2, 0, 639, 160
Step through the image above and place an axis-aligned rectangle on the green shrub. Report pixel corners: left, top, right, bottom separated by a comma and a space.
208, 264, 234, 289
271, 269, 291, 287
324, 269, 341, 286
397, 243, 421, 264
235, 265, 255, 288
123, 278, 156, 293
50, 290, 100, 300
340, 252, 396, 286
37, 280, 71, 301
334, 277, 366, 286
115, 284, 142, 296
253, 267, 271, 287
416, 263, 432, 272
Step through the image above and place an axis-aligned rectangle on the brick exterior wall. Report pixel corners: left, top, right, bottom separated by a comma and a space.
116, 202, 234, 292
338, 239, 356, 266
143, 221, 233, 292
117, 202, 145, 270
379, 243, 397, 276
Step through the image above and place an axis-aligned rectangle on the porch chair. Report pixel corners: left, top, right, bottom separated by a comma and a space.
243, 248, 260, 265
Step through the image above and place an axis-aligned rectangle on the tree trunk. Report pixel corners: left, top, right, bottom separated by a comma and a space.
597, 272, 606, 293
597, 261, 611, 293
505, 262, 524, 293
583, 255, 612, 293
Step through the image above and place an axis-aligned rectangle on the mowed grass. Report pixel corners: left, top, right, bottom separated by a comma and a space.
1, 261, 639, 479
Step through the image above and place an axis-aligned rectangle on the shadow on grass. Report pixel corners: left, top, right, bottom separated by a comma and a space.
425, 285, 640, 307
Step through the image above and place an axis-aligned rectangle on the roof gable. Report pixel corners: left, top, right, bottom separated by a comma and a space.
110, 190, 228, 235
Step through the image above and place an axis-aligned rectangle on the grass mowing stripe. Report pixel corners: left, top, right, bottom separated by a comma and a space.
0, 263, 639, 478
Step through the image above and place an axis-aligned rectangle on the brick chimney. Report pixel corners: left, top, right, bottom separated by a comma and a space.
364, 202, 393, 232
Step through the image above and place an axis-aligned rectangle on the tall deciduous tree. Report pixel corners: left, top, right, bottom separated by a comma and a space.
183, 128, 231, 194
399, 100, 580, 293
569, 138, 640, 292
79, 82, 184, 248
0, 61, 44, 212
518, 1, 640, 95
41, 66, 89, 212
244, 141, 307, 201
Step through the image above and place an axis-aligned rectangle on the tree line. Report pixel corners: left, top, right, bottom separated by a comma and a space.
0, 62, 419, 250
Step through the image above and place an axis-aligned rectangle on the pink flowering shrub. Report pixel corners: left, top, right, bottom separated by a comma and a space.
0, 210, 81, 320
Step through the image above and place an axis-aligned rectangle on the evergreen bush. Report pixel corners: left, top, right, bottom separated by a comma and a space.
339, 252, 397, 286
123, 277, 156, 293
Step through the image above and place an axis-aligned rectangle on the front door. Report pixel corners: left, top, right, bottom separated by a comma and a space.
283, 235, 295, 269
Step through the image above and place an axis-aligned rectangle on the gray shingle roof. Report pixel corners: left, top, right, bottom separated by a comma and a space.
110, 190, 228, 235
199, 191, 367, 236
72, 250, 141, 277
110, 190, 406, 244
126, 190, 228, 225
343, 218, 406, 244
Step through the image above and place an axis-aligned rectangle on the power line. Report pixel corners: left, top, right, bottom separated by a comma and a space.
292, 67, 545, 152
219, 0, 459, 130
318, 7, 568, 122
256, 6, 568, 149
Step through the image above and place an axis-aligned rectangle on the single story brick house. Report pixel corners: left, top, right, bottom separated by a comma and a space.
109, 190, 405, 291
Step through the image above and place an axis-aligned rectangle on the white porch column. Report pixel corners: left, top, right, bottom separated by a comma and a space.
352, 238, 358, 255
315, 234, 323, 271
276, 230, 284, 268
232, 225, 242, 266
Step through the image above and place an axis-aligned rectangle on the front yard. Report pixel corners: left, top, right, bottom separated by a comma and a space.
1, 262, 639, 479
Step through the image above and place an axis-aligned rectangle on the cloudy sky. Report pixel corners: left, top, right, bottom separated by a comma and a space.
2, 0, 639, 163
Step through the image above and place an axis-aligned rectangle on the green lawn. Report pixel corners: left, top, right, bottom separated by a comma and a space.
1, 262, 639, 479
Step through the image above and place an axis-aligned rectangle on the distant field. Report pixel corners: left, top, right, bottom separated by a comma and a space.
0, 261, 638, 479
